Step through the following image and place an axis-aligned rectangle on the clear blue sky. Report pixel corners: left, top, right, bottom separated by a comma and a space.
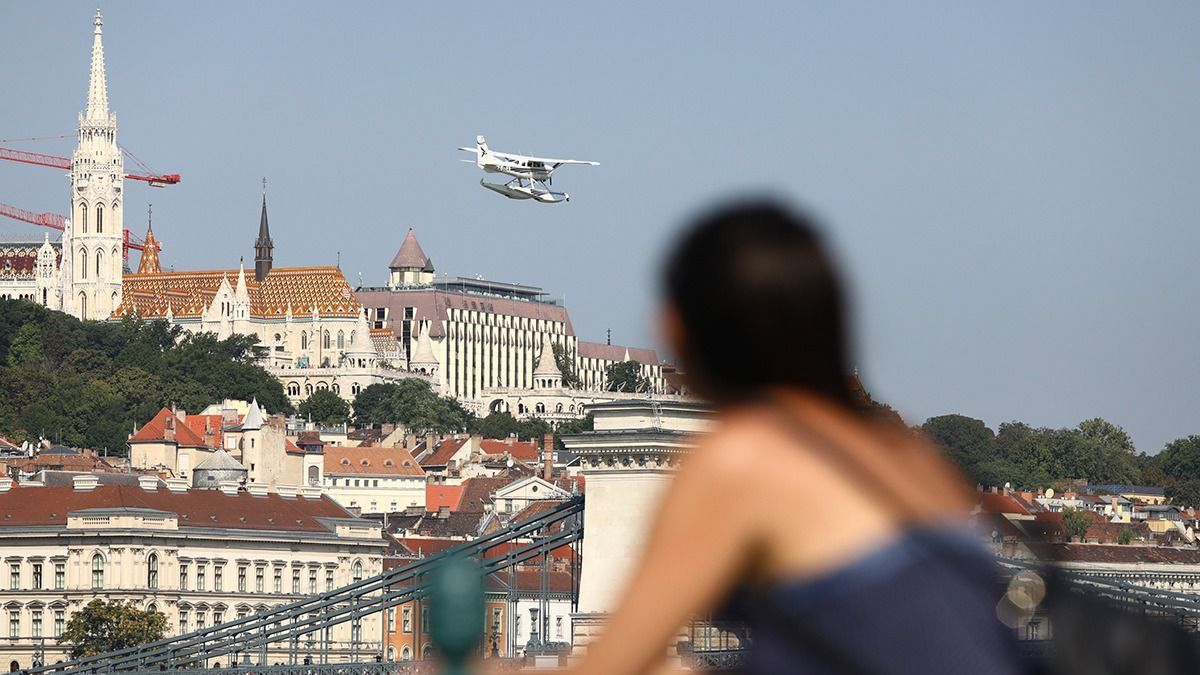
2, 2, 1199, 453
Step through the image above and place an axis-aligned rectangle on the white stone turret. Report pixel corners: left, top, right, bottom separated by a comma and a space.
533, 335, 562, 390
242, 398, 264, 431
35, 234, 61, 309
63, 10, 124, 320
409, 321, 439, 376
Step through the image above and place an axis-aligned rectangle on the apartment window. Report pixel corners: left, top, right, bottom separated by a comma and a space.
9, 610, 19, 638
54, 610, 64, 638
179, 611, 189, 636
292, 569, 301, 594
213, 611, 223, 627
492, 608, 502, 633
9, 563, 19, 590
196, 563, 207, 591
325, 569, 334, 592
238, 566, 247, 593
274, 568, 282, 594
256, 567, 265, 593
350, 617, 362, 644
352, 561, 363, 583
420, 603, 429, 633
308, 569, 317, 594
32, 563, 42, 590
91, 554, 104, 589
214, 565, 223, 592
556, 616, 563, 639
387, 608, 395, 632
147, 554, 159, 589
31, 610, 42, 638
54, 563, 64, 590
179, 563, 189, 591
402, 606, 412, 633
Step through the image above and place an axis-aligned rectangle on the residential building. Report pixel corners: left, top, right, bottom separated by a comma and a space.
0, 475, 386, 670
322, 446, 425, 514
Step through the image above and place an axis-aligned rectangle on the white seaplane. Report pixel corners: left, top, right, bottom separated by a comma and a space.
458, 135, 598, 203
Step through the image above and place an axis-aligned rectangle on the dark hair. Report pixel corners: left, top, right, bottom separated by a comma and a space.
663, 201, 855, 407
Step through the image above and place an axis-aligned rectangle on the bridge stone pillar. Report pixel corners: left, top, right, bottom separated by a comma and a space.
561, 400, 713, 653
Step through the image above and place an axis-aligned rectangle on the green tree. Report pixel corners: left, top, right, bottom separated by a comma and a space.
1157, 436, 1200, 482
59, 599, 167, 659
551, 342, 581, 389
1117, 526, 1135, 545
604, 360, 648, 393
351, 380, 472, 433
1078, 417, 1137, 455
1166, 479, 1200, 509
1062, 508, 1091, 542
298, 389, 351, 426
922, 415, 995, 479
0, 300, 291, 453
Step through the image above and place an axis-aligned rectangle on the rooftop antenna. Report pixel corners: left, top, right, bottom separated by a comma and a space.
337, 251, 341, 269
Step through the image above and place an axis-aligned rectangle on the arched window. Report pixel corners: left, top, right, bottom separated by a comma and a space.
536, 402, 546, 414
80, 203, 88, 233
323, 331, 331, 349
95, 250, 103, 279
147, 553, 159, 589
304, 383, 313, 396
331, 383, 340, 394
79, 293, 88, 320
387, 646, 395, 662
307, 465, 319, 486
337, 331, 345, 349
96, 204, 104, 233
301, 332, 309, 350
556, 402, 563, 413
352, 561, 363, 583
288, 383, 300, 397
350, 330, 356, 345
91, 554, 105, 589
147, 603, 158, 614
80, 249, 88, 279
401, 646, 411, 661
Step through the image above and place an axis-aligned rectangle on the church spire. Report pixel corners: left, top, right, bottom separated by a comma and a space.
137, 205, 162, 274
85, 9, 110, 122
254, 177, 274, 282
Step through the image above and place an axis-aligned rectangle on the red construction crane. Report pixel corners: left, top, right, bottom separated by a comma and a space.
0, 146, 180, 186
0, 201, 150, 263
0, 140, 176, 263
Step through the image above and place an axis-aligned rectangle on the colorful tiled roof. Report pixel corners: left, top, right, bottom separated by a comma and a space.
115, 266, 362, 319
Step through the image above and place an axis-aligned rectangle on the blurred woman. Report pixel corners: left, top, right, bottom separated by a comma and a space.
569, 202, 1022, 674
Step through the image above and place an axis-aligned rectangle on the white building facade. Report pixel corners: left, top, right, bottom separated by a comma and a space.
0, 475, 387, 671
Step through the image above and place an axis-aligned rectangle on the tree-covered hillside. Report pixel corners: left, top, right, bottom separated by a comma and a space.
0, 300, 291, 454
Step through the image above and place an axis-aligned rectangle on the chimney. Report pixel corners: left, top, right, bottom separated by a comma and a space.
164, 414, 176, 443
425, 432, 435, 452
0, 477, 12, 493
218, 480, 240, 496
247, 483, 269, 498
406, 433, 417, 450
542, 433, 554, 480
165, 477, 188, 493
138, 475, 160, 492
72, 474, 99, 492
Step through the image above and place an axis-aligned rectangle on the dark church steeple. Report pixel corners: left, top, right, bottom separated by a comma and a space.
254, 177, 273, 282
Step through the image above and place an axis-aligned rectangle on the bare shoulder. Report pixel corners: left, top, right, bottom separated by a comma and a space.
682, 408, 814, 491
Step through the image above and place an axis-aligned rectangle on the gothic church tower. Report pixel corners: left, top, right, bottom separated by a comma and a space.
63, 10, 124, 320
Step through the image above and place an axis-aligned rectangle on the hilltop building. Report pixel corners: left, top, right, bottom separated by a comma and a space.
357, 230, 678, 416
0, 235, 61, 305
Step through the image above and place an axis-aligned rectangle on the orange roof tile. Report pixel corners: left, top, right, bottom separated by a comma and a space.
425, 484, 464, 511
480, 439, 539, 462
129, 408, 210, 448
324, 446, 425, 476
